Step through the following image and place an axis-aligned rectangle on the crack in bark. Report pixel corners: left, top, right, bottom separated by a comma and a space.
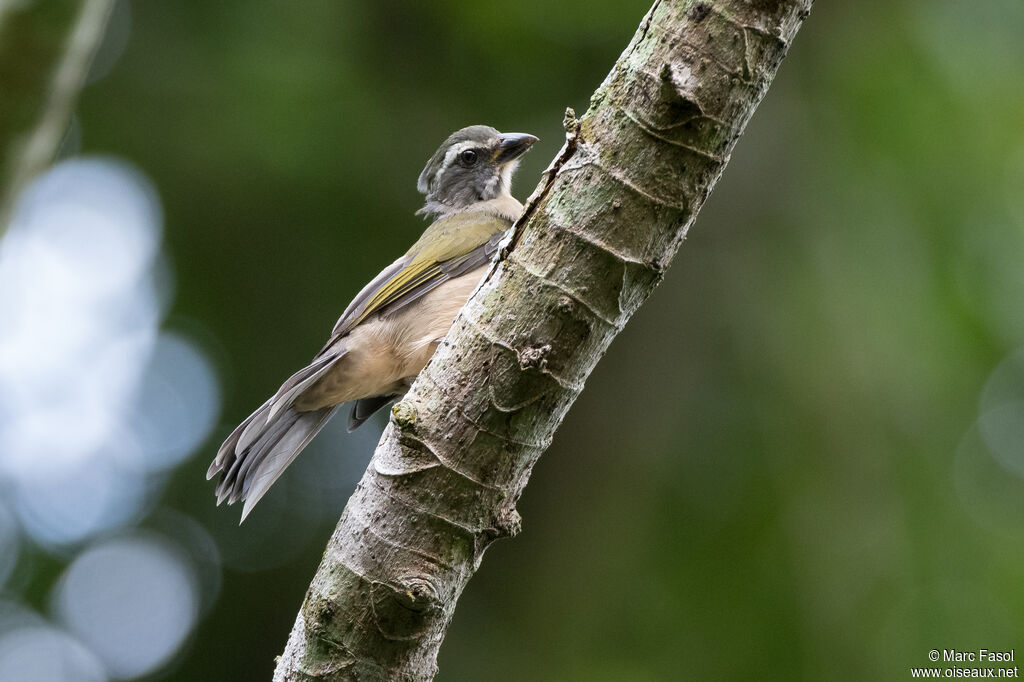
495, 110, 582, 266
507, 258, 620, 327
579, 156, 692, 212
644, 20, 747, 82
387, 430, 510, 490
620, 107, 723, 160
631, 0, 664, 54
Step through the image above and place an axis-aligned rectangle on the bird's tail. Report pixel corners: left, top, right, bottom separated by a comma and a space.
207, 355, 340, 522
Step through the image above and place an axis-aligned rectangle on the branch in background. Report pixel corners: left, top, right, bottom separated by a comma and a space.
274, 0, 812, 679
0, 0, 115, 233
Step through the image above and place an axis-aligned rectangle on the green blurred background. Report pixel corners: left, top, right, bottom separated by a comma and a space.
3, 0, 1024, 680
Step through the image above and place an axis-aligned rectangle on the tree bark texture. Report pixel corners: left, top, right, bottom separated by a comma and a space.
274, 0, 812, 679
0, 0, 114, 232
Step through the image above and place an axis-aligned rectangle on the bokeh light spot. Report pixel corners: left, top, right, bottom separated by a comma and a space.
0, 626, 107, 682
53, 535, 199, 680
124, 331, 221, 472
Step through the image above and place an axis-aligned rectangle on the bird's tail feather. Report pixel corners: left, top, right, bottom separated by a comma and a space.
208, 353, 343, 522
239, 404, 337, 522
209, 402, 337, 522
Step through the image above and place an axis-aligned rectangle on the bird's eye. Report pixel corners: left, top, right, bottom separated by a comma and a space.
459, 149, 478, 166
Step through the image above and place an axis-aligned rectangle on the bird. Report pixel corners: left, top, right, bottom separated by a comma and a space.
207, 125, 538, 521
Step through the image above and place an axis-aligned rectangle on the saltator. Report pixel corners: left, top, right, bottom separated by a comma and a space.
207, 125, 538, 520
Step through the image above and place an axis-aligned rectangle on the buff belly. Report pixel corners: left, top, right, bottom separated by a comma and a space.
293, 265, 487, 410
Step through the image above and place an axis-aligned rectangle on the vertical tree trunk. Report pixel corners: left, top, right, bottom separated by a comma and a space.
0, 0, 114, 232
274, 1, 812, 679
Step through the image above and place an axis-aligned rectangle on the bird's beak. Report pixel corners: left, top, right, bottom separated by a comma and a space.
494, 132, 539, 164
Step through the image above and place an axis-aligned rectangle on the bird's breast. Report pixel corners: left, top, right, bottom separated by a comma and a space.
294, 265, 489, 410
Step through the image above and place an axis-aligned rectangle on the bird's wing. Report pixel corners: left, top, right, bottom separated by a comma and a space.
322, 211, 510, 348
208, 212, 512, 520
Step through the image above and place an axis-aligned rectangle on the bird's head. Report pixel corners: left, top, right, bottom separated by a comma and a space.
417, 125, 537, 214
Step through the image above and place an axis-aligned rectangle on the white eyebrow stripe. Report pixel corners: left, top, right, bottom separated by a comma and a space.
434, 140, 484, 188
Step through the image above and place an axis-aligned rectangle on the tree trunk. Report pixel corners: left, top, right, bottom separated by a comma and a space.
274, 0, 812, 679
0, 0, 114, 232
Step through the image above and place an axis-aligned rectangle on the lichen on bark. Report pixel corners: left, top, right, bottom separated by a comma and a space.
274, 1, 813, 680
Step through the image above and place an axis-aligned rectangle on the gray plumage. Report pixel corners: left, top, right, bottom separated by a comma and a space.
348, 395, 398, 431
417, 126, 534, 218
207, 125, 537, 522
